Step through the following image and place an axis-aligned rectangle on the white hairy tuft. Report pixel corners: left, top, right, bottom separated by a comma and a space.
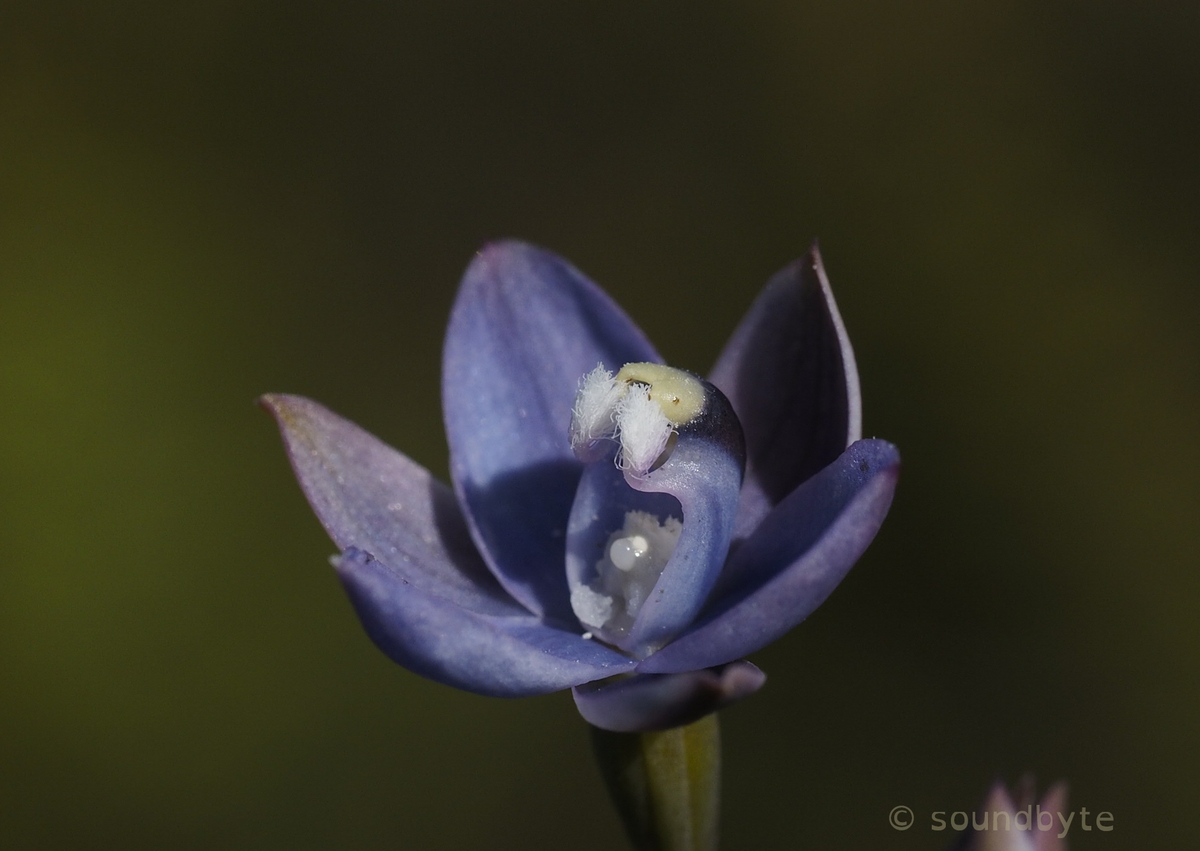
568, 362, 680, 473
616, 384, 673, 475
569, 365, 623, 453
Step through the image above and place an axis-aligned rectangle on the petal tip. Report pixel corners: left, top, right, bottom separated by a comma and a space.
258, 392, 311, 430
468, 239, 551, 275
257, 391, 285, 415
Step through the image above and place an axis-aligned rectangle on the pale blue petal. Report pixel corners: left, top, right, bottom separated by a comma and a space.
262, 394, 513, 613
443, 241, 660, 623
572, 662, 766, 732
638, 440, 899, 674
621, 434, 743, 655
337, 548, 637, 697
709, 245, 862, 538
565, 379, 744, 658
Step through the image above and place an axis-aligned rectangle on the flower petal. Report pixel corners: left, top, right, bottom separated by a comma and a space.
565, 379, 744, 657
621, 430, 744, 655
957, 782, 1069, 851
262, 394, 513, 613
637, 440, 899, 674
443, 241, 661, 623
573, 662, 766, 732
1033, 784, 1069, 851
337, 548, 637, 697
709, 245, 862, 537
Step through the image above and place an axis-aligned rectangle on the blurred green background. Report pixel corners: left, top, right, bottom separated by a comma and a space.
2, 2, 1196, 849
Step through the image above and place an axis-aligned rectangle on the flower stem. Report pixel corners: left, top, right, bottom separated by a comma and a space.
589, 714, 720, 851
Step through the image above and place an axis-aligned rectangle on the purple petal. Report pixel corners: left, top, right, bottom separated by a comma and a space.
262, 394, 514, 614
573, 662, 766, 732
621, 433, 743, 655
709, 244, 862, 538
1033, 784, 1069, 851
565, 381, 744, 657
957, 783, 1069, 851
337, 548, 637, 697
564, 446, 683, 642
638, 440, 899, 674
443, 241, 660, 623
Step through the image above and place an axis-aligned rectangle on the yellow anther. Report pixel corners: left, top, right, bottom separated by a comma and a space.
614, 363, 705, 426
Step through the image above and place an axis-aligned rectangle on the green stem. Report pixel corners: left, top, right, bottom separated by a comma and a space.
590, 715, 721, 851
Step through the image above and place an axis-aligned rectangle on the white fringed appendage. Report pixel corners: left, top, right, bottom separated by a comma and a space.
568, 362, 682, 476
569, 365, 624, 453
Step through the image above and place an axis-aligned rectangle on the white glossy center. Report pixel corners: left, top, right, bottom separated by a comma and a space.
570, 509, 683, 639
609, 534, 649, 571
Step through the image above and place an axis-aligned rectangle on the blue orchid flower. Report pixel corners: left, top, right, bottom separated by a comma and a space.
263, 241, 898, 732
951, 782, 1070, 850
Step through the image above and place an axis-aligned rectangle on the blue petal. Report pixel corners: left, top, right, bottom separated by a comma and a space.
638, 440, 899, 674
621, 433, 743, 655
572, 662, 766, 732
443, 241, 660, 623
564, 447, 687, 648
265, 396, 631, 694
337, 548, 637, 697
709, 245, 862, 538
565, 382, 744, 658
262, 394, 514, 614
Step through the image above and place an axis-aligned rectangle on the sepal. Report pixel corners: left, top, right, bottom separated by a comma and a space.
574, 662, 765, 732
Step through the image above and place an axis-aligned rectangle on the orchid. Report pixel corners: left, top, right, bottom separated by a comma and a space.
263, 241, 898, 734
951, 783, 1070, 851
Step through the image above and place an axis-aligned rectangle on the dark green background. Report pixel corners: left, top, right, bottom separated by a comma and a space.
2, 3, 1196, 849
